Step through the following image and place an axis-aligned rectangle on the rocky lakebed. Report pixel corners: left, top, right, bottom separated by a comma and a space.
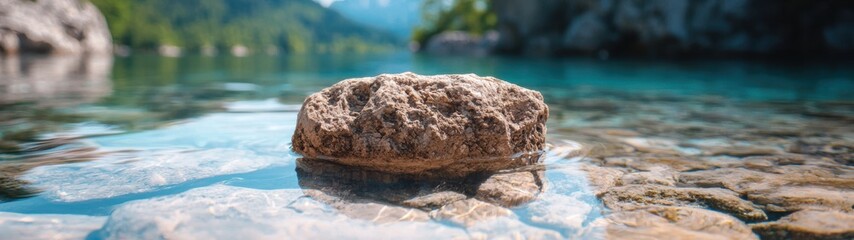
0, 69, 851, 239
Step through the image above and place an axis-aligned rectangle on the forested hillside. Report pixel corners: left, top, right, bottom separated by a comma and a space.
89, 0, 397, 53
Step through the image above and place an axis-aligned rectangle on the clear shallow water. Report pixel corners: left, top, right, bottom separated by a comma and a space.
0, 53, 852, 239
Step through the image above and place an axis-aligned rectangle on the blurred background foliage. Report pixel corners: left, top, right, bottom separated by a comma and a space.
412, 0, 496, 45
88, 0, 397, 53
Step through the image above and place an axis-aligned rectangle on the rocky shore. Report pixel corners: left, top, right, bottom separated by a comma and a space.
425, 0, 854, 58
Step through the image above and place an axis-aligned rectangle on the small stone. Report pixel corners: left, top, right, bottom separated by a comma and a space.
292, 72, 548, 177
430, 199, 512, 227
401, 191, 467, 210
603, 155, 711, 172
618, 137, 684, 155
600, 185, 767, 221
604, 207, 759, 240
475, 171, 543, 207
746, 186, 854, 213
578, 163, 625, 195
678, 166, 854, 213
750, 210, 854, 240
620, 167, 677, 186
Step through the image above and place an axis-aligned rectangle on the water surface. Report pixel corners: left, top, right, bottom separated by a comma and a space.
0, 53, 852, 238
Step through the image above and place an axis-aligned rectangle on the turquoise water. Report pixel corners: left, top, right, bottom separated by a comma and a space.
0, 53, 852, 239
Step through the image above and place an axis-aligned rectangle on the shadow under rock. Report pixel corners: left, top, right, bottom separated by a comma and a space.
295, 157, 546, 211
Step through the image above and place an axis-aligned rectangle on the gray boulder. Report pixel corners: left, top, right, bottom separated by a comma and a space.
0, 0, 112, 55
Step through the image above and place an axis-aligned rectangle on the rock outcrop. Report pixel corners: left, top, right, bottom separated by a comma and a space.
0, 0, 112, 55
292, 72, 548, 177
486, 0, 854, 57
422, 31, 499, 56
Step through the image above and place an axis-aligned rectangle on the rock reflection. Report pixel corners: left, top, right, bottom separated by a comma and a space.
296, 158, 545, 226
0, 143, 107, 200
0, 55, 114, 200
0, 55, 112, 105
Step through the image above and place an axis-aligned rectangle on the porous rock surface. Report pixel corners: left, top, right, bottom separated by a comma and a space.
292, 72, 548, 176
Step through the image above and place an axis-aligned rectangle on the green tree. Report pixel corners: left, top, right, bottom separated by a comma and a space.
412, 0, 497, 45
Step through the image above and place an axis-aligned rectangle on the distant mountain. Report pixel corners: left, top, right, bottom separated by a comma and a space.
89, 0, 397, 53
329, 0, 422, 41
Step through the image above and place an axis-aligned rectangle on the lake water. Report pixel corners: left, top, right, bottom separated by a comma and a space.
0, 53, 852, 239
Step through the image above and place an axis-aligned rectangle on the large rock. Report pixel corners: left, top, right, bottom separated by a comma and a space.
292, 72, 548, 177
0, 0, 112, 55
490, 0, 854, 57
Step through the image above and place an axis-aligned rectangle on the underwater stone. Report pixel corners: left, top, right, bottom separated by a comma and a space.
750, 210, 854, 240
475, 171, 543, 207
600, 185, 768, 221
292, 72, 548, 176
602, 206, 759, 240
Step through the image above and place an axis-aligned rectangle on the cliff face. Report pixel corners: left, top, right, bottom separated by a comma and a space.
491, 0, 854, 57
0, 0, 112, 55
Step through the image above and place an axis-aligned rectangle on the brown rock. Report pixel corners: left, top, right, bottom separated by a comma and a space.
620, 167, 678, 186
603, 207, 759, 240
600, 185, 767, 221
747, 187, 854, 213
678, 166, 854, 213
751, 210, 854, 240
579, 163, 626, 195
603, 155, 711, 172
292, 72, 548, 177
